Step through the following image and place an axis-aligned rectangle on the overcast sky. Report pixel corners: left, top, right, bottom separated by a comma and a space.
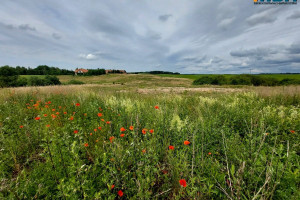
0, 0, 300, 73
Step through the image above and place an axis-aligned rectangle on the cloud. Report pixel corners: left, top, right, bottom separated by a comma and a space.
158, 14, 172, 22
18, 24, 36, 31
246, 9, 278, 26
52, 33, 61, 40
287, 11, 300, 20
287, 43, 300, 54
218, 17, 235, 29
79, 53, 98, 60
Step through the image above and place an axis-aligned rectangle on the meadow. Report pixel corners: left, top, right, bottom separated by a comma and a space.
0, 75, 299, 199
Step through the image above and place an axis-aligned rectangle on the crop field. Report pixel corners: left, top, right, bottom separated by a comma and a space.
0, 75, 299, 199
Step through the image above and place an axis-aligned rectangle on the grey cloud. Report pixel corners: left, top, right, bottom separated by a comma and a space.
287, 43, 300, 54
52, 33, 61, 40
158, 14, 172, 22
287, 11, 300, 20
246, 8, 278, 26
18, 24, 36, 31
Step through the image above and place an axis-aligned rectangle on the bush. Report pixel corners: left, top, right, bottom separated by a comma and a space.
28, 76, 61, 86
193, 75, 227, 85
16, 77, 28, 86
45, 75, 61, 85
67, 80, 85, 85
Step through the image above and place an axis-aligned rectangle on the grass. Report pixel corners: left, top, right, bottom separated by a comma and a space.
156, 73, 300, 81
0, 75, 299, 199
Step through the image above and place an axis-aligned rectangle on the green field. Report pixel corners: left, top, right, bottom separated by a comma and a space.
0, 75, 299, 199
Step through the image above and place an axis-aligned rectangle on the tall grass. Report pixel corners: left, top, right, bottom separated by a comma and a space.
0, 88, 299, 199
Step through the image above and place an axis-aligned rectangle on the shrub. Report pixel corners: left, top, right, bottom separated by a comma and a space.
28, 76, 61, 86
67, 80, 85, 85
45, 75, 61, 85
193, 75, 227, 85
16, 77, 28, 86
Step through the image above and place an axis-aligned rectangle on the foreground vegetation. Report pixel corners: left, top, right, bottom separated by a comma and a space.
0, 84, 299, 199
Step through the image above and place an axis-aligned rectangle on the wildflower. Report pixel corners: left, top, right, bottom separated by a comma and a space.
109, 136, 115, 143
98, 113, 103, 117
33, 103, 39, 107
142, 129, 147, 134
51, 114, 56, 119
45, 105, 49, 108
59, 106, 62, 109
56, 112, 59, 115
169, 145, 174, 150
94, 129, 97, 132
111, 185, 115, 190
35, 117, 40, 120
19, 125, 24, 128
69, 116, 74, 120
120, 133, 125, 137
84, 143, 88, 147
179, 179, 187, 187
90, 133, 93, 136
162, 170, 168, 174
154, 105, 159, 109
184, 141, 190, 145
27, 107, 31, 109
118, 190, 123, 197
44, 114, 48, 117
101, 119, 105, 122
142, 149, 146, 153
129, 126, 134, 131
149, 129, 154, 134
47, 101, 51, 104
290, 130, 295, 134
265, 133, 269, 136
98, 127, 102, 130
120, 127, 126, 132
74, 130, 78, 134
95, 139, 98, 143
84, 113, 87, 116
106, 121, 111, 124
52, 109, 55, 112
46, 124, 50, 128
75, 103, 80, 107
64, 112, 67, 115
208, 152, 212, 155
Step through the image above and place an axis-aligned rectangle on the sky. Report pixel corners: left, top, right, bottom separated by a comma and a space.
0, 0, 300, 74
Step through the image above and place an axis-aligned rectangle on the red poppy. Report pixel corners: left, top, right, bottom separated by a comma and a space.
59, 106, 62, 109
290, 130, 295, 134
74, 130, 78, 134
142, 129, 147, 134
95, 139, 99, 143
35, 117, 40, 120
47, 101, 51, 104
44, 114, 47, 117
129, 126, 134, 131
98, 127, 102, 130
169, 145, 174, 150
120, 127, 126, 132
75, 103, 80, 107
70, 116, 74, 120
154, 105, 159, 109
208, 152, 212, 155
179, 179, 187, 187
184, 141, 190, 145
149, 129, 154, 134
106, 121, 111, 124
142, 149, 146, 153
84, 143, 88, 147
56, 112, 59, 115
98, 113, 103, 117
51, 114, 56, 119
120, 134, 125, 137
101, 119, 105, 122
111, 185, 115, 189
64, 112, 67, 115
109, 136, 115, 143
46, 124, 51, 128
45, 105, 49, 108
52, 109, 55, 112
94, 129, 97, 132
19, 125, 24, 128
90, 133, 93, 136
118, 190, 123, 197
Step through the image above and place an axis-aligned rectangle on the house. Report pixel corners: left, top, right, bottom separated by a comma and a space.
105, 69, 127, 74
75, 68, 88, 75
